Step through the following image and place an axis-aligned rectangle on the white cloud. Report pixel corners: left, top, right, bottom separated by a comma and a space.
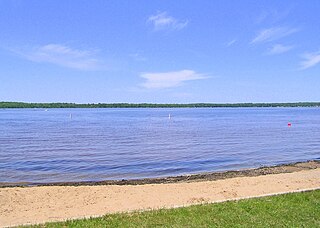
300, 51, 320, 70
267, 44, 293, 55
255, 8, 291, 25
14, 44, 103, 70
147, 12, 188, 31
140, 70, 207, 89
251, 27, 298, 44
226, 39, 237, 47
129, 52, 147, 61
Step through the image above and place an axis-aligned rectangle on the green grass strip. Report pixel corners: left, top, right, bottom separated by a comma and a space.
28, 189, 320, 227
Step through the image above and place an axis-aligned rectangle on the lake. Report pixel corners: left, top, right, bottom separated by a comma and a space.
0, 108, 319, 183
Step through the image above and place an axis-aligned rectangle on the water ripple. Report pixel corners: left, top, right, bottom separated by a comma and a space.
0, 108, 319, 183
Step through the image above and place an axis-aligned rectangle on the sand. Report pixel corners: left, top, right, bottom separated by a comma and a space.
1, 167, 320, 227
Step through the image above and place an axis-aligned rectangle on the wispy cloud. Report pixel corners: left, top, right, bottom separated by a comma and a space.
300, 51, 320, 70
251, 27, 298, 44
226, 39, 237, 47
129, 52, 147, 61
255, 8, 292, 24
13, 44, 103, 70
267, 44, 293, 55
140, 70, 207, 89
147, 12, 188, 31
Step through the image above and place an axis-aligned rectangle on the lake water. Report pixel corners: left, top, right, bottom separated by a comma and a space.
0, 108, 319, 183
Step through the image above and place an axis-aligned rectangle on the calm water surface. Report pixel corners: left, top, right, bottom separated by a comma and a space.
0, 108, 319, 183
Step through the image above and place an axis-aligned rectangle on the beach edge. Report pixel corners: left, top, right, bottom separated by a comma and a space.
1, 159, 319, 188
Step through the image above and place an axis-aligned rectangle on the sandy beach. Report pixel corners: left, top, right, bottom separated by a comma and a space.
1, 161, 319, 227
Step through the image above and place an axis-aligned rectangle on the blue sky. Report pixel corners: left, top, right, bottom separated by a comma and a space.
1, 0, 320, 103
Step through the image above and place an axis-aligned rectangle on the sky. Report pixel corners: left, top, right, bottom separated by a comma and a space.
0, 0, 320, 103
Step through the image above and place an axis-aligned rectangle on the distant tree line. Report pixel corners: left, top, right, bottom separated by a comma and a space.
1, 102, 320, 108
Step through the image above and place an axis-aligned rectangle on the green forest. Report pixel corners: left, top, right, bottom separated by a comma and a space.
1, 101, 320, 108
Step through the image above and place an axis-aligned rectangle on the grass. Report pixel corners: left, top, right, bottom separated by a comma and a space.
29, 190, 320, 228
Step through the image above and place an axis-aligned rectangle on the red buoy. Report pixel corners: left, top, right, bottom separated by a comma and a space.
288, 123, 292, 127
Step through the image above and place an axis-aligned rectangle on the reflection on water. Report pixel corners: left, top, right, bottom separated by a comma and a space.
0, 108, 319, 183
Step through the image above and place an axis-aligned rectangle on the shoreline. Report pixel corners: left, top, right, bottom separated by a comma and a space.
1, 164, 319, 227
1, 160, 319, 188
1, 101, 320, 109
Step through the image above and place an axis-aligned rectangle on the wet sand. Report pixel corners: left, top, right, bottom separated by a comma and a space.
1, 160, 319, 187
1, 161, 320, 227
